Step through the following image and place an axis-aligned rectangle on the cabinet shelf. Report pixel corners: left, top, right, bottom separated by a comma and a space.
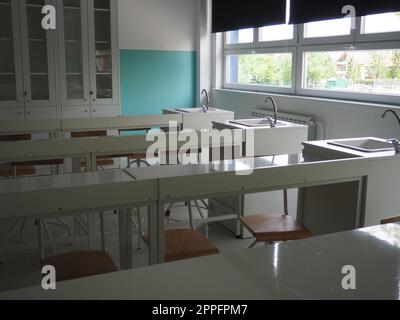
94, 8, 110, 12
28, 38, 46, 42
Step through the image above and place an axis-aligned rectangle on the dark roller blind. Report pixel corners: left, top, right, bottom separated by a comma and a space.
289, 0, 400, 25
212, 0, 287, 33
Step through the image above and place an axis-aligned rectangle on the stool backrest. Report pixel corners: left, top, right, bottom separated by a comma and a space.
381, 216, 400, 225
70, 130, 107, 138
0, 134, 32, 142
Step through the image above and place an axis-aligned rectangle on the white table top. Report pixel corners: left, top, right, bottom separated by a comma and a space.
124, 154, 305, 181
1, 224, 398, 300
0, 169, 134, 194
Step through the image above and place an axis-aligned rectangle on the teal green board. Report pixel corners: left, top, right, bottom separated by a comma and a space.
120, 50, 197, 116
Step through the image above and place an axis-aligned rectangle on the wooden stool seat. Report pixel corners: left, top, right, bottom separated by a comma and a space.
381, 216, 400, 225
165, 229, 219, 262
241, 214, 311, 243
127, 153, 147, 160
41, 251, 118, 282
0, 164, 36, 177
145, 229, 219, 262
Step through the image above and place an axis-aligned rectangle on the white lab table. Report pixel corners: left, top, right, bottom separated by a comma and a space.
0, 224, 398, 300
0, 169, 158, 268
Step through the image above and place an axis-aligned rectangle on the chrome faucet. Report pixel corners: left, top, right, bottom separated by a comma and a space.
382, 109, 400, 154
265, 96, 278, 125
201, 89, 209, 113
387, 139, 400, 154
381, 109, 400, 127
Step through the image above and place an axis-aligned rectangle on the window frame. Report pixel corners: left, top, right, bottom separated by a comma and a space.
220, 14, 400, 105
296, 41, 400, 105
356, 15, 400, 42
224, 46, 297, 94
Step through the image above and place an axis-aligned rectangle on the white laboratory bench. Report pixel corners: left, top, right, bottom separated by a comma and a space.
0, 223, 398, 300
0, 138, 399, 266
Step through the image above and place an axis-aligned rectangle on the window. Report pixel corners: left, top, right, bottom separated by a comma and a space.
303, 18, 352, 39
362, 12, 400, 34
303, 49, 400, 96
221, 10, 400, 104
226, 52, 293, 88
226, 28, 253, 44
259, 24, 294, 42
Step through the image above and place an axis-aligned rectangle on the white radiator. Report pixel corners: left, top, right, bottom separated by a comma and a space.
251, 107, 322, 141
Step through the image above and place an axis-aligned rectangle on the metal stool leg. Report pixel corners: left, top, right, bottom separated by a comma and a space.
188, 201, 195, 230
137, 208, 143, 250
37, 220, 45, 260
99, 212, 106, 251
43, 221, 56, 255
249, 240, 258, 248
283, 189, 289, 216
0, 221, 22, 263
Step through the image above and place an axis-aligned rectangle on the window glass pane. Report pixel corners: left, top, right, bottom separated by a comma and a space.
226, 53, 292, 87
226, 29, 253, 44
363, 12, 400, 34
303, 49, 400, 96
259, 24, 293, 42
304, 18, 351, 38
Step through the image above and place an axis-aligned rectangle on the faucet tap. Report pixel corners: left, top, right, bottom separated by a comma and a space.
387, 139, 400, 154
265, 96, 278, 124
201, 89, 209, 113
266, 116, 276, 128
381, 109, 400, 127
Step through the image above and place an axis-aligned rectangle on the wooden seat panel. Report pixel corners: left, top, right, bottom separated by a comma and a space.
41, 251, 118, 282
241, 214, 311, 242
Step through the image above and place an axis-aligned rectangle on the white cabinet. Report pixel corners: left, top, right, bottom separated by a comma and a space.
0, 0, 119, 120
57, 0, 119, 119
0, 0, 57, 119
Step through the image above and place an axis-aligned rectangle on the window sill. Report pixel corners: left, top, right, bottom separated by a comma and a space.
213, 88, 400, 111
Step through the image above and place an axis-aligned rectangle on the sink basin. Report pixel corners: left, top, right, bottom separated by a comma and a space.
229, 118, 288, 128
175, 107, 220, 113
328, 138, 394, 153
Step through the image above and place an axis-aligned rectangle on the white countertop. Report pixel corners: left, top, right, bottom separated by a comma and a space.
0, 169, 134, 194
1, 224, 398, 300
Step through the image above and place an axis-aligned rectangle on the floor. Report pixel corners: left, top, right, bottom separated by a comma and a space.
0, 205, 254, 293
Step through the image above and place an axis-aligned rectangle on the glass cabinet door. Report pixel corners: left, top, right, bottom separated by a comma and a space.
0, 0, 24, 107
88, 0, 117, 106
19, 0, 57, 108
58, 0, 90, 106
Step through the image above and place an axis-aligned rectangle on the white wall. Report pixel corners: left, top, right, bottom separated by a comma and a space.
118, 0, 197, 51
212, 89, 400, 140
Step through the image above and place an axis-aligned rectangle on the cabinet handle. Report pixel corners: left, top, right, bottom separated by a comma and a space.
84, 109, 88, 113
24, 91, 28, 97
17, 112, 22, 115
90, 91, 94, 95
93, 109, 96, 112
26, 111, 31, 115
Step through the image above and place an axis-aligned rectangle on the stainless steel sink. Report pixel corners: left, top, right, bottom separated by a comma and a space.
328, 138, 394, 153
175, 107, 220, 113
229, 118, 287, 128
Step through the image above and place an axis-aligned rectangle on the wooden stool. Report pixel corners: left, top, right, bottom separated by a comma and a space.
381, 216, 400, 225
240, 190, 311, 247
0, 164, 36, 178
164, 229, 219, 262
41, 251, 118, 282
145, 229, 219, 262
241, 214, 311, 247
